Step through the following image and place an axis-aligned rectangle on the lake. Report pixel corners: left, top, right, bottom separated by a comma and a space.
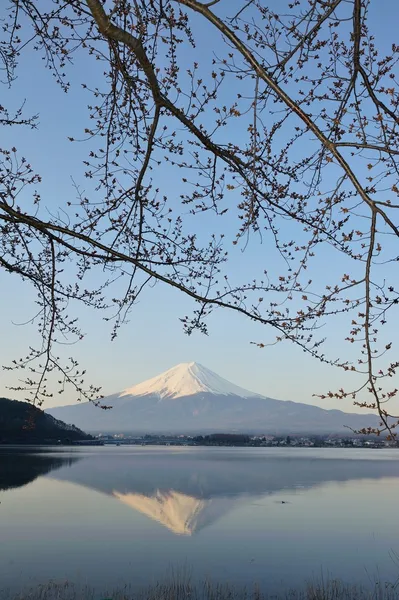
1, 446, 399, 595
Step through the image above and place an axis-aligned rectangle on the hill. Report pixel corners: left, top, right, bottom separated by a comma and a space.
47, 362, 379, 435
0, 397, 91, 444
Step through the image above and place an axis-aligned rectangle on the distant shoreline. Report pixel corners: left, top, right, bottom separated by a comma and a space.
1, 440, 397, 449
91, 432, 399, 449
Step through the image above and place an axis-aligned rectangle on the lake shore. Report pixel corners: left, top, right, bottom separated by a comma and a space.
3, 578, 399, 600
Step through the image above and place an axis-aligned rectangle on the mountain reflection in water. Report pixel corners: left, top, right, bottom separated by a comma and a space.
37, 447, 399, 535
1, 447, 399, 596
112, 490, 232, 535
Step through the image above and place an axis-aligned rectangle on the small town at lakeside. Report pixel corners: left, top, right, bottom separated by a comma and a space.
91, 432, 399, 449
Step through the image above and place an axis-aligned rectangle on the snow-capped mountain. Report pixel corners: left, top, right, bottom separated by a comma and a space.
120, 362, 263, 399
47, 362, 378, 434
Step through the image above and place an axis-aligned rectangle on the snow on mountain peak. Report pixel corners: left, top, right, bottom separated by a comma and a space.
120, 362, 263, 400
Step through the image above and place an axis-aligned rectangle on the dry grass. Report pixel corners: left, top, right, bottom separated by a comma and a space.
1, 577, 398, 600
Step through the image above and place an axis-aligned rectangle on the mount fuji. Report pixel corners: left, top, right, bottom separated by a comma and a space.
47, 362, 378, 434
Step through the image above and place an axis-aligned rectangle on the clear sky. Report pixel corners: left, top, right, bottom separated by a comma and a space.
1, 0, 398, 416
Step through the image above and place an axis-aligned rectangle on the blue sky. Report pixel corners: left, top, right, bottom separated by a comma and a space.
1, 0, 398, 415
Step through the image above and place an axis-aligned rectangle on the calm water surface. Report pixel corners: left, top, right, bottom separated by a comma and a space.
0, 446, 398, 594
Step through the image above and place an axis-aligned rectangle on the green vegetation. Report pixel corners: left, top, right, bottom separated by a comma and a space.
0, 397, 90, 444
2, 578, 398, 600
